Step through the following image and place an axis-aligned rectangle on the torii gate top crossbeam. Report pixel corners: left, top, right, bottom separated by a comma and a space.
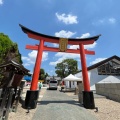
19, 24, 101, 45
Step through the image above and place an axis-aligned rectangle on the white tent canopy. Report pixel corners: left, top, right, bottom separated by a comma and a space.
63, 74, 82, 81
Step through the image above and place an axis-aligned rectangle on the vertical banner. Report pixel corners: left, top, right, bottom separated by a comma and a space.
59, 38, 68, 52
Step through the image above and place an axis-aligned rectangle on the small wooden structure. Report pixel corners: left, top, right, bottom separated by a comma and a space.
0, 60, 29, 120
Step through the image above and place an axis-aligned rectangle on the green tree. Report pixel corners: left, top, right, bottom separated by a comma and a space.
39, 69, 49, 83
0, 33, 23, 85
0, 33, 22, 64
55, 58, 78, 79
39, 68, 45, 80
45, 73, 49, 78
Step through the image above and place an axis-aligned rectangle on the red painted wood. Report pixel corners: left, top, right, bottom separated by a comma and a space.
26, 45, 95, 55
26, 45, 38, 50
84, 49, 95, 55
79, 44, 90, 91
28, 33, 95, 45
20, 24, 100, 93
30, 40, 44, 90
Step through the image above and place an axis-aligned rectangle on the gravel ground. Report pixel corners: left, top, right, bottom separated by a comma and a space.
8, 86, 47, 120
88, 98, 120, 120
66, 92, 120, 120
8, 87, 120, 120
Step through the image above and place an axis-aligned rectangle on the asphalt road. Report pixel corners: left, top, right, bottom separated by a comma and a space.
32, 88, 97, 120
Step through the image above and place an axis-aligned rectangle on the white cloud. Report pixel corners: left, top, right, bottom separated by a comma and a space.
55, 13, 78, 24
24, 63, 31, 67
22, 50, 48, 66
49, 57, 64, 66
42, 52, 48, 61
69, 45, 79, 49
0, 0, 3, 5
98, 19, 104, 24
69, 33, 97, 50
90, 58, 107, 65
55, 30, 76, 38
28, 50, 37, 63
53, 43, 59, 47
85, 42, 97, 49
49, 52, 79, 66
69, 42, 97, 50
80, 33, 90, 38
108, 18, 116, 24
93, 17, 116, 25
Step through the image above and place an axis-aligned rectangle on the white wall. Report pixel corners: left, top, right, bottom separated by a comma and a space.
75, 68, 120, 91
89, 68, 120, 90
65, 81, 77, 88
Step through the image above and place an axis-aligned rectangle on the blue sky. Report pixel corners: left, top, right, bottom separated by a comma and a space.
0, 0, 120, 76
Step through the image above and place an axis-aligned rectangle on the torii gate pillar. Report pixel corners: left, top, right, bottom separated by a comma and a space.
80, 43, 90, 91
30, 40, 44, 90
25, 40, 44, 109
80, 44, 95, 109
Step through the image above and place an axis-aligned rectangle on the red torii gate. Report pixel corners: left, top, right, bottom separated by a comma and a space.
19, 24, 101, 109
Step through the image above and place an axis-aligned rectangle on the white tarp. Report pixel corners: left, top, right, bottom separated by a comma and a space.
63, 74, 82, 81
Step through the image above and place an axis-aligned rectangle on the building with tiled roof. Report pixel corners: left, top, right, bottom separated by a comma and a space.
75, 55, 120, 90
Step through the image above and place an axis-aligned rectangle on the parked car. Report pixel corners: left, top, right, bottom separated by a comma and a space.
49, 80, 58, 90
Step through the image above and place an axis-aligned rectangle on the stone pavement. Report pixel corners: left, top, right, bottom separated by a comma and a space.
32, 88, 97, 120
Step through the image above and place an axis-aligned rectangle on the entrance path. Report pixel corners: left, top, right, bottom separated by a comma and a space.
32, 89, 97, 120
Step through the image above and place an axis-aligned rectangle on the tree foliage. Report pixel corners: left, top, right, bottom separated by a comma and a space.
55, 58, 78, 79
39, 68, 49, 81
39, 68, 45, 80
0, 33, 22, 64
45, 73, 49, 78
0, 33, 23, 84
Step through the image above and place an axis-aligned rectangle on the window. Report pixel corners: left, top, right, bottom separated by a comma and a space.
49, 81, 57, 83
98, 60, 120, 75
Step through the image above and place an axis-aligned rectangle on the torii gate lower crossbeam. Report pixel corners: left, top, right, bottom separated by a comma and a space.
19, 24, 101, 110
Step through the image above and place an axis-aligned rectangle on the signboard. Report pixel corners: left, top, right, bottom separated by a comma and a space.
59, 38, 68, 52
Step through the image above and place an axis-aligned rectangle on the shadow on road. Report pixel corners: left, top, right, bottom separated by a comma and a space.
37, 99, 83, 107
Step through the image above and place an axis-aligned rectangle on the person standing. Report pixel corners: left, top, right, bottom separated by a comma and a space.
39, 82, 42, 91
